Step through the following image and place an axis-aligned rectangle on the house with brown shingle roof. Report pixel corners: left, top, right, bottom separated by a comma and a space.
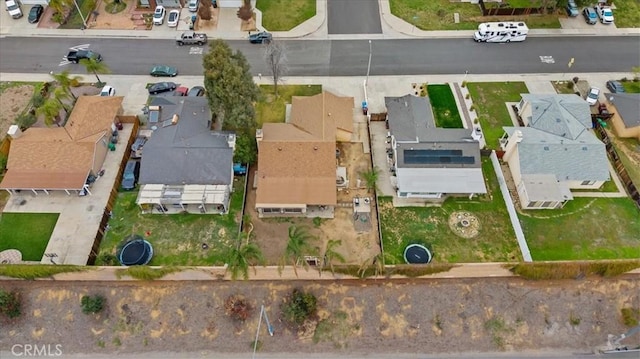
254, 91, 354, 218
0, 96, 124, 195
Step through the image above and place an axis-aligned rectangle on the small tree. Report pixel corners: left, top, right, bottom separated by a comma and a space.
50, 70, 82, 101
237, 0, 252, 21
198, 2, 212, 20
323, 239, 346, 275
233, 132, 257, 164
79, 58, 111, 85
81, 295, 105, 314
224, 295, 253, 322
360, 167, 380, 193
226, 242, 264, 280
0, 289, 22, 319
263, 41, 288, 97
280, 225, 316, 277
15, 112, 37, 130
281, 289, 317, 326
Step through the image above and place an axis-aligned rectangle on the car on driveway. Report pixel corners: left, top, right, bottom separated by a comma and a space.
148, 82, 177, 95
100, 85, 115, 96
586, 87, 600, 106
249, 31, 272, 44
28, 4, 43, 23
606, 80, 625, 93
582, 7, 597, 25
150, 65, 178, 77
187, 86, 205, 97
174, 86, 189, 96
565, 0, 578, 17
153, 5, 166, 25
596, 5, 614, 24
167, 9, 180, 27
6, 0, 23, 18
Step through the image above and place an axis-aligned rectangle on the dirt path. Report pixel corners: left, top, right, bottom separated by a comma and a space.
1, 277, 638, 356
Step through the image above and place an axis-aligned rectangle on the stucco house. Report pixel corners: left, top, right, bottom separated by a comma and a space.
604, 92, 640, 140
254, 91, 354, 218
501, 94, 610, 209
136, 96, 236, 214
1, 96, 124, 195
385, 94, 487, 200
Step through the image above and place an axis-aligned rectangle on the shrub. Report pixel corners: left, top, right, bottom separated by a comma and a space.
81, 294, 105, 314
0, 289, 22, 319
0, 153, 7, 172
15, 112, 37, 130
237, 0, 252, 21
224, 295, 252, 322
621, 307, 640, 327
281, 289, 317, 326
96, 252, 117, 266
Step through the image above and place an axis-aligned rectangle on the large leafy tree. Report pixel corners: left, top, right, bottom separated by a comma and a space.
79, 58, 110, 85
50, 71, 83, 101
203, 39, 259, 135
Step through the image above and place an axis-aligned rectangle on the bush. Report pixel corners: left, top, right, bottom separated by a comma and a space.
0, 153, 7, 172
81, 294, 105, 314
621, 307, 640, 327
281, 289, 317, 326
15, 112, 37, 130
225, 295, 252, 322
96, 252, 117, 266
0, 289, 22, 319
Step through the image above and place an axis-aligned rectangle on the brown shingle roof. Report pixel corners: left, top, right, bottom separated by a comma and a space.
0, 96, 123, 190
255, 91, 353, 207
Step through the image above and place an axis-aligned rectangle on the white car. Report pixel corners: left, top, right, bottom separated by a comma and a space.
6, 0, 23, 19
100, 85, 115, 96
586, 87, 600, 106
596, 5, 614, 24
167, 9, 180, 28
153, 6, 166, 26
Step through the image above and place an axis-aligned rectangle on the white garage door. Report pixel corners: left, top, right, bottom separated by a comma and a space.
20, 0, 47, 5
217, 0, 242, 7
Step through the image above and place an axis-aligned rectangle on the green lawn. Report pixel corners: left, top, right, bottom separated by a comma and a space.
467, 82, 529, 149
551, 80, 578, 95
519, 197, 640, 261
0, 213, 60, 261
380, 157, 520, 264
611, 0, 640, 28
256, 0, 316, 31
427, 84, 463, 128
256, 84, 322, 126
97, 179, 245, 266
59, 0, 97, 29
621, 79, 640, 93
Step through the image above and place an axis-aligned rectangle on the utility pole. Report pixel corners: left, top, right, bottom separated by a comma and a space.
252, 305, 274, 359
366, 40, 372, 87
72, 0, 88, 30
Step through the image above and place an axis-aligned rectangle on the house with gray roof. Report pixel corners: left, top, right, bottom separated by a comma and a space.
385, 95, 487, 202
501, 94, 610, 210
136, 96, 236, 214
605, 92, 640, 140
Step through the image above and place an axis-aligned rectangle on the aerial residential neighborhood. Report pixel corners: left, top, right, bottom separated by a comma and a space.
0, 0, 639, 358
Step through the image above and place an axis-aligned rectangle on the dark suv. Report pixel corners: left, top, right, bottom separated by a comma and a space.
121, 160, 140, 191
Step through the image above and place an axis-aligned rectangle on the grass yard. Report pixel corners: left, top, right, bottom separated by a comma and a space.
0, 213, 60, 261
380, 157, 520, 264
59, 0, 97, 29
611, 0, 640, 28
390, 0, 483, 30
519, 197, 640, 261
256, 0, 316, 31
97, 178, 245, 266
256, 84, 322, 126
551, 80, 578, 94
427, 84, 463, 128
621, 79, 640, 93
467, 82, 529, 149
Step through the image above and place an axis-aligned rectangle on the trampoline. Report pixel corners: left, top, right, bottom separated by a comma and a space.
403, 244, 432, 264
117, 237, 154, 266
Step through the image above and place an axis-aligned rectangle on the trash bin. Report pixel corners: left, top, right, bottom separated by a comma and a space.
362, 101, 368, 115
190, 15, 196, 30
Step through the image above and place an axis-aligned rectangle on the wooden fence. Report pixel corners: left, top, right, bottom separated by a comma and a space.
478, 0, 552, 16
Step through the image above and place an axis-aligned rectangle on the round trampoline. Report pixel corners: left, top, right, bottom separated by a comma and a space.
117, 237, 154, 266
403, 244, 432, 264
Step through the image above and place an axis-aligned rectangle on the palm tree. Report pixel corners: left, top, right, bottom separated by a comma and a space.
79, 58, 110, 85
280, 225, 316, 277
50, 70, 83, 101
48, 0, 72, 14
360, 167, 380, 193
323, 239, 346, 275
226, 242, 264, 280
52, 87, 72, 113
36, 99, 63, 127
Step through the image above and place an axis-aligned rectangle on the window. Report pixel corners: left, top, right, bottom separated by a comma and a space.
261, 208, 281, 213
581, 180, 596, 186
283, 208, 302, 213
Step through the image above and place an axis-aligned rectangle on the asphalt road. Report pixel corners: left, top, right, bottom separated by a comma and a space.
327, 0, 383, 34
0, 36, 639, 76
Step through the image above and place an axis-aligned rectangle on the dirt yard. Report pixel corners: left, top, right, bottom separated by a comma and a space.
1, 276, 638, 356
0, 85, 34, 136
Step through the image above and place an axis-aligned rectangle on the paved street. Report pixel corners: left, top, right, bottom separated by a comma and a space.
328, 0, 382, 34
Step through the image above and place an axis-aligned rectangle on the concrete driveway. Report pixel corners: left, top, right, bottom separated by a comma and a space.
327, 0, 382, 35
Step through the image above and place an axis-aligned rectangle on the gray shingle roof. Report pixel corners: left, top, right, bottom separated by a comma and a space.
139, 97, 234, 185
606, 92, 640, 129
385, 95, 434, 142
521, 94, 592, 140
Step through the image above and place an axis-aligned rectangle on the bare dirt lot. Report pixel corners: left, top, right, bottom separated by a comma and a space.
0, 85, 34, 136
1, 277, 638, 356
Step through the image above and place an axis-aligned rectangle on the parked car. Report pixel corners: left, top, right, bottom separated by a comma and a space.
167, 9, 180, 27
100, 85, 115, 96
150, 65, 178, 77
153, 5, 166, 25
565, 0, 578, 17
249, 31, 272, 44
187, 86, 205, 97
5, 0, 23, 19
66, 49, 102, 63
28, 4, 43, 23
586, 87, 600, 106
121, 160, 140, 191
148, 82, 177, 95
174, 86, 189, 96
606, 80, 625, 93
582, 7, 597, 25
596, 5, 614, 24
188, 0, 199, 12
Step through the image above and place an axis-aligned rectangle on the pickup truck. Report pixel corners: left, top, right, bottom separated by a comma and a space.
176, 31, 207, 46
66, 50, 102, 63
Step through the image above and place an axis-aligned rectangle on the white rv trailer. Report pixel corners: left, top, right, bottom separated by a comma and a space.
473, 22, 528, 43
